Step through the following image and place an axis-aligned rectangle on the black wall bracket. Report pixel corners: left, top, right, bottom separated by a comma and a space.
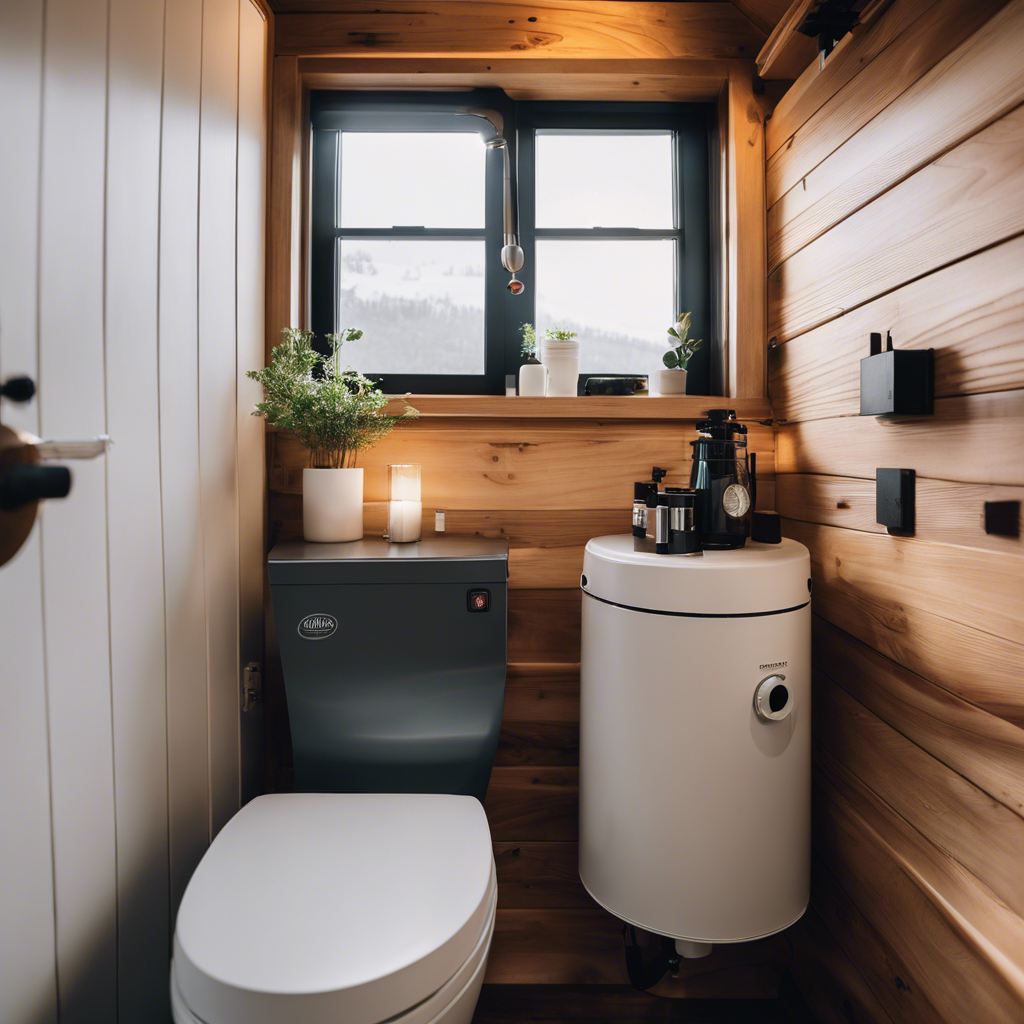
860, 332, 934, 417
877, 469, 915, 535
984, 501, 1020, 538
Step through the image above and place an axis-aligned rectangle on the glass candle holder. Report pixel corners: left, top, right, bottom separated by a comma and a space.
387, 464, 422, 543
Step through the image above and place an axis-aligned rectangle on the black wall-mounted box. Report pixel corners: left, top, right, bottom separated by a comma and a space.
876, 468, 915, 534
860, 333, 934, 416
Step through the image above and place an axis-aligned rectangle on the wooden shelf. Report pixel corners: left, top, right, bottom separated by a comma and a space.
370, 394, 773, 421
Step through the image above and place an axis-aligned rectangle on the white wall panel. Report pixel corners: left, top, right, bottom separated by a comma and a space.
0, 0, 267, 1017
37, 0, 118, 1018
199, 0, 243, 838
0, 2, 59, 1021
105, 0, 170, 1018
237, 0, 268, 806
159, 0, 211, 926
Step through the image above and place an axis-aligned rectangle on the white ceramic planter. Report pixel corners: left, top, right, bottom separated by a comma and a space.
542, 339, 580, 397
302, 467, 364, 542
518, 359, 548, 396
657, 368, 688, 395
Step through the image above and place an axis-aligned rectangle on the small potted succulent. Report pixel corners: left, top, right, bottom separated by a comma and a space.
541, 327, 580, 397
248, 328, 418, 542
518, 323, 547, 396
659, 312, 701, 395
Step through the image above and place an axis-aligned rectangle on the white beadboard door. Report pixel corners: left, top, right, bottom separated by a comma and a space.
199, 0, 243, 840
38, 0, 119, 1017
0, 0, 267, 1019
0, 1, 59, 1021
105, 0, 171, 1017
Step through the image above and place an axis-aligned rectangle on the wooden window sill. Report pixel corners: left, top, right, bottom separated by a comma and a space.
369, 395, 773, 421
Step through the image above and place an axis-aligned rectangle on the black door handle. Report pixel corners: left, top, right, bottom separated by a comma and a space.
0, 464, 71, 510
0, 376, 36, 403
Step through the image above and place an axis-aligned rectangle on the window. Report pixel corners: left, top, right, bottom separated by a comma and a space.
311, 93, 711, 395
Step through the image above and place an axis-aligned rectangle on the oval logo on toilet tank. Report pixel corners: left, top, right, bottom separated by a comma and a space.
298, 614, 338, 640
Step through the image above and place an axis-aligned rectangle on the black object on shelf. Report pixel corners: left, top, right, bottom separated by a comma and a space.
860, 332, 934, 416
984, 501, 1020, 538
583, 375, 648, 396
876, 468, 915, 535
752, 510, 782, 544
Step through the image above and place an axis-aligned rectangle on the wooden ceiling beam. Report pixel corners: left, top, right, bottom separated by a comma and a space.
274, 2, 765, 60
295, 56, 747, 102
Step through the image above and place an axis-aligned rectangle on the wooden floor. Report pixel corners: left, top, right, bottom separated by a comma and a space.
474, 984, 819, 1023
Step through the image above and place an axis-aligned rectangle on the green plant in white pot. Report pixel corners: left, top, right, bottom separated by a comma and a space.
659, 312, 702, 395
248, 328, 418, 542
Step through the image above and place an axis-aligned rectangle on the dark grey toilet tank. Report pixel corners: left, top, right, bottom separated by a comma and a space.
268, 538, 508, 802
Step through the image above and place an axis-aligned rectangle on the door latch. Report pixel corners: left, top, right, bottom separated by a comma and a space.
242, 662, 261, 712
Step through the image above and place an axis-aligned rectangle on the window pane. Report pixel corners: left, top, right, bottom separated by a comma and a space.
535, 132, 674, 228
340, 132, 485, 228
337, 239, 486, 375
534, 239, 675, 378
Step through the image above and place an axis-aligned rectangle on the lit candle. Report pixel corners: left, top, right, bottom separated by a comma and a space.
387, 464, 422, 543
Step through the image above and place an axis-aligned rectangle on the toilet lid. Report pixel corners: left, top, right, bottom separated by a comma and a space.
173, 793, 495, 1024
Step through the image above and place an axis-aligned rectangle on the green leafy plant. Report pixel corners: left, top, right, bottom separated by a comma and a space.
662, 312, 702, 370
545, 327, 578, 343
520, 323, 538, 358
247, 327, 418, 469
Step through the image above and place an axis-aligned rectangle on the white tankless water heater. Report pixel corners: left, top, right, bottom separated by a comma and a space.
579, 534, 812, 952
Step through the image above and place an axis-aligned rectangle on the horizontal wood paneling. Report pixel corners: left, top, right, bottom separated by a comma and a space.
499, 663, 580, 766
804, 858, 939, 1024
815, 754, 1024, 1022
786, 913, 898, 1024
485, 767, 579, 842
785, 518, 1024, 725
493, 842, 591, 909
772, 1, 1024, 1016
765, 0, 1007, 203
776, 390, 1024, 485
768, 235, 1024, 421
776, 474, 1024, 554
815, 675, 1024, 919
508, 590, 581, 663
766, 0, 941, 158
271, 421, 774, 509
768, 104, 1024, 343
274, 2, 766, 59
811, 617, 1024, 818
768, 0, 1024, 269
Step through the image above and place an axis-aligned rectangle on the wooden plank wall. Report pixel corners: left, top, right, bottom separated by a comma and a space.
765, 0, 1024, 1019
0, 2, 267, 1021
266, 409, 780, 991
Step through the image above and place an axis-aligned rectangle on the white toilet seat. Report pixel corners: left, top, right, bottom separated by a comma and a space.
172, 793, 496, 1024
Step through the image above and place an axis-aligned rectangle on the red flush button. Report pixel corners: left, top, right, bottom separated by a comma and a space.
468, 590, 490, 612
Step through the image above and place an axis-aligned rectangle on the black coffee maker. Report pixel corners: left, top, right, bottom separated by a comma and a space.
632, 409, 779, 555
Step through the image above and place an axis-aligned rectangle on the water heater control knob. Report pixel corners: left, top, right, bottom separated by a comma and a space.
754, 675, 792, 722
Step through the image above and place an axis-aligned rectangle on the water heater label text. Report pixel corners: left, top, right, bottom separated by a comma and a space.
298, 614, 338, 640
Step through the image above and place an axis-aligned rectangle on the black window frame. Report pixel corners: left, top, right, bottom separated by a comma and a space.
310, 91, 712, 395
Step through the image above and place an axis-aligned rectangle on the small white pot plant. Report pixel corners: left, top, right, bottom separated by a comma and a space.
658, 312, 702, 395
248, 328, 418, 543
541, 327, 580, 397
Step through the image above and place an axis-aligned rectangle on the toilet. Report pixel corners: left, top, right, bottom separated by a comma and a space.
170, 538, 509, 1024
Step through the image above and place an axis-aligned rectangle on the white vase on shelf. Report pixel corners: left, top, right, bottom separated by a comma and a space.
542, 337, 581, 397
302, 467, 363, 542
519, 356, 547, 396
657, 368, 688, 395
